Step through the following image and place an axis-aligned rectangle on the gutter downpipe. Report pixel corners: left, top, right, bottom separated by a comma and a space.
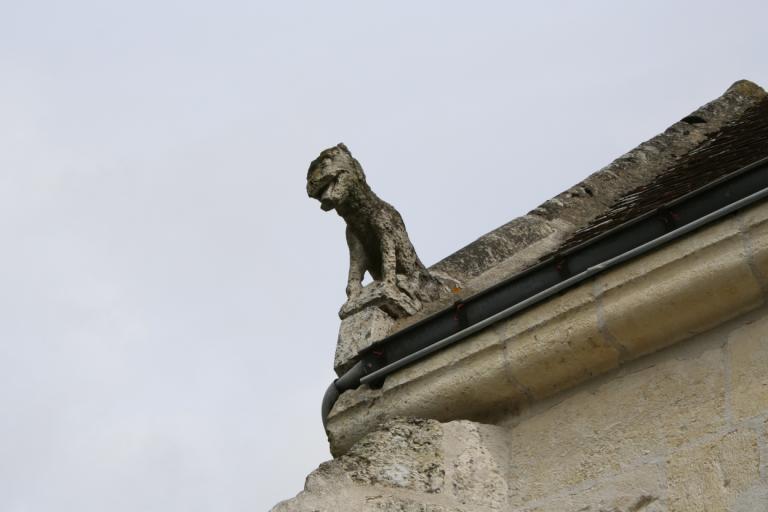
321, 360, 366, 429
321, 179, 768, 428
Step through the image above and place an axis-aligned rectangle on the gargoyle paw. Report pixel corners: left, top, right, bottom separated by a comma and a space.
346, 283, 363, 299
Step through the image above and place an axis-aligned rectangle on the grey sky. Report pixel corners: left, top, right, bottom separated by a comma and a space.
1, 1, 766, 510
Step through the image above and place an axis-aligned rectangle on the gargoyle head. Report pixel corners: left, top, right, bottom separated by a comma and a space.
307, 143, 368, 212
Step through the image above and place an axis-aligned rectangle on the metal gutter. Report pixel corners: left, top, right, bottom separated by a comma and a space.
322, 156, 768, 426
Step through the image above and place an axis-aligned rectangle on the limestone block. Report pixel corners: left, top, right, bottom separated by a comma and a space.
442, 421, 508, 510
520, 465, 664, 512
379, 345, 525, 421
273, 418, 509, 512
667, 429, 761, 512
382, 344, 524, 420
642, 343, 727, 449
599, 233, 763, 359
506, 347, 725, 506
335, 306, 394, 376
341, 418, 445, 493
503, 301, 619, 399
727, 314, 768, 421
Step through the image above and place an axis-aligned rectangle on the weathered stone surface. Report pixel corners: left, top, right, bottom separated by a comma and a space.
503, 299, 619, 400
303, 459, 354, 492
341, 418, 445, 493
335, 306, 394, 375
443, 421, 508, 510
727, 314, 768, 421
506, 344, 725, 506
430, 215, 558, 299
273, 418, 509, 512
667, 429, 761, 512
520, 465, 665, 512
339, 281, 421, 320
307, 143, 446, 320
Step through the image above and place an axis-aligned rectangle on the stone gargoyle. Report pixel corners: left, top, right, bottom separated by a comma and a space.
307, 143, 446, 319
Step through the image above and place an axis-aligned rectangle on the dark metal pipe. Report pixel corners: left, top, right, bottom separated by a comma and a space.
321, 360, 366, 429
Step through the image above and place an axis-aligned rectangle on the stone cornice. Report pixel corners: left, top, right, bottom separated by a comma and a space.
326, 198, 768, 456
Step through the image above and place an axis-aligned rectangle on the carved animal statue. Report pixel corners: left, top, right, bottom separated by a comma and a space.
307, 143, 444, 313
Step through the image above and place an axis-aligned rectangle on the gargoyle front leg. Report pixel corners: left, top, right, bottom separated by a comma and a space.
380, 235, 398, 290
345, 227, 366, 299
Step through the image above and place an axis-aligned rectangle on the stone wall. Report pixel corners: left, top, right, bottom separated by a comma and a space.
274, 305, 768, 511
499, 303, 768, 511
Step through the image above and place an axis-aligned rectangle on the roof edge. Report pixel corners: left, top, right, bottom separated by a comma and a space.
404, 79, 767, 327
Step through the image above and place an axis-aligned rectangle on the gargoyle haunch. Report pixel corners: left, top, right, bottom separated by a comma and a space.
307, 143, 445, 318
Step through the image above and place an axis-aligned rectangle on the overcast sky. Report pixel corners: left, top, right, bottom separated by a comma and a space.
1, 1, 767, 510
